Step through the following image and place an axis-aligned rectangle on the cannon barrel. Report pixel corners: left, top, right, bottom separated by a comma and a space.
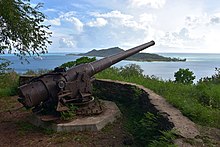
89, 40, 155, 75
65, 40, 155, 81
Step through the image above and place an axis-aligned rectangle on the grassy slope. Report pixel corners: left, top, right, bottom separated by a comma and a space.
96, 68, 220, 128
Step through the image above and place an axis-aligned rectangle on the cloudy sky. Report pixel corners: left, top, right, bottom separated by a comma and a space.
34, 0, 220, 53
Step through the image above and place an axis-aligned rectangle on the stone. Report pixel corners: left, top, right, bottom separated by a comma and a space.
28, 100, 121, 132
94, 79, 200, 139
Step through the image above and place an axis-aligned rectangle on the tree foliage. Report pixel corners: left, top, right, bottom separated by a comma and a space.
119, 64, 144, 78
174, 68, 195, 84
0, 0, 52, 59
0, 58, 12, 74
60, 57, 97, 69
198, 68, 220, 84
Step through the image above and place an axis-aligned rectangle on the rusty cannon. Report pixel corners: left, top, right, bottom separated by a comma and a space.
18, 41, 155, 120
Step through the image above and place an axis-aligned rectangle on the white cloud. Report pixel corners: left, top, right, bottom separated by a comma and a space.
60, 12, 84, 33
46, 18, 61, 26
90, 10, 149, 30
44, 8, 58, 12
205, 29, 220, 52
46, 11, 84, 33
91, 10, 133, 19
210, 17, 220, 24
179, 13, 220, 52
139, 13, 155, 24
87, 18, 108, 27
59, 37, 76, 48
68, 17, 84, 33
129, 0, 166, 9
185, 13, 220, 28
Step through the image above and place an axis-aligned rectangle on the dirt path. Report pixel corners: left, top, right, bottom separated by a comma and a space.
0, 96, 133, 147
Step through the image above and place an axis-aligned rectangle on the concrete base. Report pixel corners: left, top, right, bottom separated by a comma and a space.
28, 100, 121, 132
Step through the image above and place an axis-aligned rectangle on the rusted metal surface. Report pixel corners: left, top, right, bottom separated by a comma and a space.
76, 100, 104, 116
18, 41, 155, 120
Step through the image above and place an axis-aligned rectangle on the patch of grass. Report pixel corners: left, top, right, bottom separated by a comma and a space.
49, 132, 89, 144
72, 134, 89, 143
0, 88, 16, 97
16, 121, 41, 136
15, 120, 55, 137
52, 133, 72, 144
0, 72, 19, 97
200, 136, 217, 147
149, 130, 178, 147
101, 122, 115, 133
42, 128, 55, 135
0, 96, 18, 112
60, 104, 78, 121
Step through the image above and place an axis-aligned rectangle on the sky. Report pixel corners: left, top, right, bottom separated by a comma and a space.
33, 0, 220, 53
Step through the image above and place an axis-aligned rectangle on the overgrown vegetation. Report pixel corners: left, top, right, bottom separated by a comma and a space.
0, 58, 18, 96
60, 104, 78, 120
94, 82, 176, 146
0, 58, 12, 74
96, 65, 220, 128
174, 68, 195, 84
0, 71, 19, 96
60, 56, 96, 69
23, 69, 51, 75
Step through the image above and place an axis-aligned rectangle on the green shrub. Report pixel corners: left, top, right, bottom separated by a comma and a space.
149, 130, 177, 147
0, 72, 19, 96
174, 68, 195, 84
60, 56, 96, 69
0, 58, 18, 96
60, 104, 77, 120
133, 112, 160, 144
24, 69, 50, 75
119, 64, 144, 78
75, 56, 96, 66
0, 58, 12, 74
198, 68, 220, 84
195, 83, 220, 109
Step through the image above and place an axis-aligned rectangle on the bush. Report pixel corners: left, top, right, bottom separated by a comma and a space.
119, 64, 144, 78
0, 72, 19, 96
0, 58, 18, 96
174, 68, 195, 84
24, 69, 50, 75
198, 68, 220, 84
60, 57, 96, 69
0, 58, 12, 74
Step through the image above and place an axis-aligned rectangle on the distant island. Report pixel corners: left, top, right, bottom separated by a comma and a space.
67, 47, 186, 62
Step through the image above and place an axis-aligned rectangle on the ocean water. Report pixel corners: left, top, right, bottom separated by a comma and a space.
1, 53, 220, 82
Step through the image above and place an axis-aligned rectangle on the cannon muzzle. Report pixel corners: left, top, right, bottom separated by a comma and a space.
88, 40, 155, 75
